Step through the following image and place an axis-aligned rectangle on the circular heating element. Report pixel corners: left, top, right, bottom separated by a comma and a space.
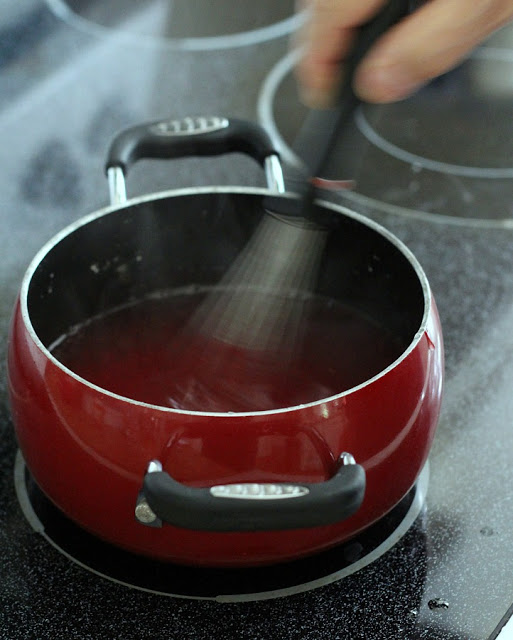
14, 450, 428, 602
258, 38, 513, 223
46, 0, 300, 49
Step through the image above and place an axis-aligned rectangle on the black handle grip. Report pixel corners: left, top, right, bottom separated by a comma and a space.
106, 116, 278, 175
141, 457, 365, 532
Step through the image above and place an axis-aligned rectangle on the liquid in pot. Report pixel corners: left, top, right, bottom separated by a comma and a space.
50, 289, 405, 412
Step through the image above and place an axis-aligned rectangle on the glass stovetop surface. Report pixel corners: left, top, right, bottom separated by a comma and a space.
1, 2, 513, 639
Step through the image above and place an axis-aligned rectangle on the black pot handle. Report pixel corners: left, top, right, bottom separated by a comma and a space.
106, 116, 277, 173
135, 454, 365, 532
105, 116, 283, 205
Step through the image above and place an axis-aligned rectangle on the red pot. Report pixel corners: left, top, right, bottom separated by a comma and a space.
8, 117, 443, 567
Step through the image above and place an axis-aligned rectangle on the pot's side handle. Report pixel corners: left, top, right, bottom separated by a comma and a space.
105, 116, 284, 205
136, 454, 365, 532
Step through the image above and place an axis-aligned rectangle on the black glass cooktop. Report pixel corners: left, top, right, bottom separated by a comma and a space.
48, 0, 298, 42
258, 46, 513, 221
1, 2, 513, 639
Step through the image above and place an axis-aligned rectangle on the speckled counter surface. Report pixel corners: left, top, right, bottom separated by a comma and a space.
1, 2, 513, 639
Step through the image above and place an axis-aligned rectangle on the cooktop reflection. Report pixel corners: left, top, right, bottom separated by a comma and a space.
14, 450, 428, 602
258, 27, 513, 222
46, 0, 299, 48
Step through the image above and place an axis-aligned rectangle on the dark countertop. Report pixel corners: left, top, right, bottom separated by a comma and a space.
1, 2, 513, 639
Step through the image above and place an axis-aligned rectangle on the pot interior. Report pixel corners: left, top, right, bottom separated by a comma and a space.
25, 191, 427, 407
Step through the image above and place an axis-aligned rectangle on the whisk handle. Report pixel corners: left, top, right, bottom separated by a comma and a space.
137, 455, 365, 532
296, 0, 412, 185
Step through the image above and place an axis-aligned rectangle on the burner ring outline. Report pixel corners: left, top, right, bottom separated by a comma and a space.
14, 450, 428, 603
258, 49, 513, 180
46, 0, 304, 51
355, 109, 513, 179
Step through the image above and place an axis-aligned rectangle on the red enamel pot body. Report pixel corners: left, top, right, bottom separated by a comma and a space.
8, 119, 443, 567
8, 188, 442, 567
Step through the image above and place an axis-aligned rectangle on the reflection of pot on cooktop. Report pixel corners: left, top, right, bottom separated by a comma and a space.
258, 31, 513, 222
48, 0, 298, 45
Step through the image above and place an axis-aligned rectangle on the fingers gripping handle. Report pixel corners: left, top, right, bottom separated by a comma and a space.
136, 454, 366, 532
298, 0, 412, 183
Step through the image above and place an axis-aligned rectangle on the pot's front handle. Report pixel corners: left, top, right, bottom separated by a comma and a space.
105, 116, 284, 205
135, 454, 365, 532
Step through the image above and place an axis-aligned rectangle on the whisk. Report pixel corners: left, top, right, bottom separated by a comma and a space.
169, 1, 412, 410
106, 2, 412, 411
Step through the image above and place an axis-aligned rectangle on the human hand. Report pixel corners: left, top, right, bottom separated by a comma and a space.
295, 0, 513, 106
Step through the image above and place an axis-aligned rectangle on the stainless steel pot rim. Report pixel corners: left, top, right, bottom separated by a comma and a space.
20, 186, 432, 418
